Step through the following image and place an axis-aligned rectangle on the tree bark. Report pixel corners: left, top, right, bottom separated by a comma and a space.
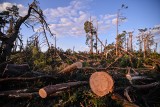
39, 81, 88, 98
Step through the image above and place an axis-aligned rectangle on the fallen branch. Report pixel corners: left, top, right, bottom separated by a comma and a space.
124, 86, 133, 102
39, 81, 88, 98
106, 54, 123, 69
0, 88, 38, 96
143, 63, 154, 69
119, 47, 134, 57
6, 92, 38, 98
0, 75, 56, 83
132, 82, 160, 90
148, 58, 160, 65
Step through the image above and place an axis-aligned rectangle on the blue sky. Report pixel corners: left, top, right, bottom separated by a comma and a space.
0, 0, 160, 52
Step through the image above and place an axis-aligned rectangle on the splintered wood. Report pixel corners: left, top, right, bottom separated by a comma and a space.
59, 62, 82, 73
89, 71, 114, 97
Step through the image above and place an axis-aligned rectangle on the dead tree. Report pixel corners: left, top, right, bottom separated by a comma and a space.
128, 32, 133, 51
115, 4, 128, 56
0, 0, 52, 64
138, 28, 154, 58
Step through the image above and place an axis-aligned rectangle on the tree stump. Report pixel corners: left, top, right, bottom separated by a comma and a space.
89, 71, 114, 97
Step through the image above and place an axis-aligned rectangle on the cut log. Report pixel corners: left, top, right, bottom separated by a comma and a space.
0, 75, 56, 83
5, 64, 30, 71
59, 62, 82, 73
6, 92, 38, 98
39, 81, 88, 98
2, 64, 30, 76
89, 71, 114, 97
0, 88, 38, 98
0, 88, 38, 95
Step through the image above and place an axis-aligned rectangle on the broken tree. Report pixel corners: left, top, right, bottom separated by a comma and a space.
0, 0, 53, 64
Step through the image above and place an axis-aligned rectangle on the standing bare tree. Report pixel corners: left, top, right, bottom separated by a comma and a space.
115, 4, 128, 56
138, 28, 154, 58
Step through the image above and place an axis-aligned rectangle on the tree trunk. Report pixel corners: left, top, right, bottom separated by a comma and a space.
0, 2, 33, 63
39, 81, 88, 98
59, 62, 82, 73
116, 10, 119, 56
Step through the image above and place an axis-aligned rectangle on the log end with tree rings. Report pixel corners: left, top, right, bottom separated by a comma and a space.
60, 62, 82, 73
75, 62, 83, 68
39, 88, 47, 98
89, 71, 114, 97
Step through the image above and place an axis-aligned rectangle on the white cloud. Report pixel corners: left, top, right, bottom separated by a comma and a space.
152, 24, 160, 35
103, 14, 117, 19
43, 0, 118, 37
0, 2, 12, 11
44, 0, 91, 37
112, 18, 117, 25
111, 17, 127, 25
0, 0, 121, 38
0, 2, 27, 16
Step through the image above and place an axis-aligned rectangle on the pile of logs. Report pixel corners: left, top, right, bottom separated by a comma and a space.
0, 62, 160, 107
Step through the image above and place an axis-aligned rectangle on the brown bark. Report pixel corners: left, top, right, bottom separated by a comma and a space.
39, 81, 88, 98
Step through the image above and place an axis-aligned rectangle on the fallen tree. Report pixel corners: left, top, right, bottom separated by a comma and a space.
59, 62, 82, 73
39, 81, 88, 98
